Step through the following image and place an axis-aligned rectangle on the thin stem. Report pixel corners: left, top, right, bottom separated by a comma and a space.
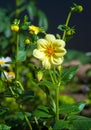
49, 70, 55, 85
34, 116, 41, 130
55, 85, 59, 121
24, 114, 33, 130
15, 33, 19, 80
15, 81, 24, 91
49, 69, 60, 121
62, 11, 72, 40
19, 105, 33, 130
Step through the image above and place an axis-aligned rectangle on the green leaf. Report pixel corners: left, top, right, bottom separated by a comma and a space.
34, 106, 53, 119
16, 0, 25, 6
0, 106, 8, 116
61, 65, 78, 83
27, 2, 37, 20
69, 115, 91, 130
59, 101, 86, 115
38, 10, 48, 30
17, 50, 27, 62
0, 124, 11, 130
38, 80, 56, 89
16, 89, 34, 104
53, 120, 68, 130
16, 112, 31, 120
57, 24, 67, 31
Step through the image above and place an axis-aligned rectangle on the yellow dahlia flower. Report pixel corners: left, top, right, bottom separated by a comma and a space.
33, 34, 67, 69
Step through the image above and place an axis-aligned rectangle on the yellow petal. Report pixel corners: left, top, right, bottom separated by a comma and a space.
51, 56, 64, 65
33, 49, 45, 60
45, 34, 56, 43
54, 39, 65, 47
37, 39, 48, 49
42, 57, 51, 69
54, 48, 67, 57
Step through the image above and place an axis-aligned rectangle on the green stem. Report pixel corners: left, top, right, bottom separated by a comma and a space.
15, 81, 24, 91
15, 33, 19, 80
62, 11, 72, 40
55, 84, 59, 121
19, 105, 33, 130
49, 69, 60, 121
49, 70, 55, 85
24, 114, 33, 130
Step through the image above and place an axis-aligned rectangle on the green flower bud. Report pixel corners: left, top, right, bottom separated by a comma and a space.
77, 5, 83, 12
71, 3, 83, 13
36, 71, 43, 82
25, 39, 31, 44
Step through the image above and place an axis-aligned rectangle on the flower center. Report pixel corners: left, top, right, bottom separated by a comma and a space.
0, 61, 5, 65
46, 46, 55, 56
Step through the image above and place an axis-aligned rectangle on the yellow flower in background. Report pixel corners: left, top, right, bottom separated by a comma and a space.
29, 25, 40, 34
33, 34, 67, 69
11, 24, 19, 32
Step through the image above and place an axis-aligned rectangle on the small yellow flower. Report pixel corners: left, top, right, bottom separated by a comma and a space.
11, 24, 19, 32
25, 39, 31, 44
29, 25, 40, 34
33, 34, 67, 69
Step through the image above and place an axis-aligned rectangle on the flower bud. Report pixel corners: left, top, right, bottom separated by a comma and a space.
11, 24, 19, 32
77, 5, 83, 12
57, 65, 62, 72
25, 39, 31, 44
36, 71, 43, 82
71, 3, 83, 13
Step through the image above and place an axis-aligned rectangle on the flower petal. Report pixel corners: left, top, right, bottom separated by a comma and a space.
54, 48, 67, 57
51, 56, 64, 65
45, 34, 56, 43
54, 39, 65, 47
33, 49, 45, 60
37, 39, 48, 49
42, 56, 51, 69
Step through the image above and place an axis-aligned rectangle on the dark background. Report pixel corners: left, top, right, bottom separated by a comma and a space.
37, 0, 91, 52
0, 0, 91, 52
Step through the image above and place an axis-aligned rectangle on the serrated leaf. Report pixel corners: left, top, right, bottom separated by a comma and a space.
69, 115, 91, 130
34, 106, 53, 119
53, 120, 68, 130
59, 101, 86, 115
61, 65, 78, 83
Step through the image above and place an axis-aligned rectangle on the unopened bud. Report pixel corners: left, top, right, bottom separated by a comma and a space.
11, 24, 19, 32
25, 39, 31, 44
71, 3, 83, 13
37, 71, 43, 81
